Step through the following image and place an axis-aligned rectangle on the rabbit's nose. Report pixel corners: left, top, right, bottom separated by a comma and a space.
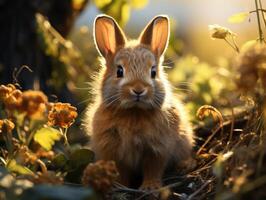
130, 88, 147, 96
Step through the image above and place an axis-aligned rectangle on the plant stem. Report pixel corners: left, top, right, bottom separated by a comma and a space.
4, 133, 13, 158
255, 0, 264, 43
259, 0, 266, 28
37, 159, 47, 173
231, 35, 240, 53
60, 128, 70, 148
224, 38, 239, 53
26, 129, 35, 146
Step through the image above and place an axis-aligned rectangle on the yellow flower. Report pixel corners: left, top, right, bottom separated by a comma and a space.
209, 24, 236, 39
48, 102, 78, 128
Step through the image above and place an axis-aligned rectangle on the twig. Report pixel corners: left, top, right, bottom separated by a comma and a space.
162, 175, 186, 182
187, 179, 213, 200
12, 65, 33, 85
197, 124, 222, 155
259, 0, 266, 28
228, 101, 235, 146
191, 158, 217, 174
250, 9, 266, 13
256, 128, 265, 177
112, 186, 145, 194
135, 182, 183, 200
255, 0, 264, 43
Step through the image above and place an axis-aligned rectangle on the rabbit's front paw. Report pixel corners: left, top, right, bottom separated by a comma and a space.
140, 179, 162, 191
178, 158, 197, 175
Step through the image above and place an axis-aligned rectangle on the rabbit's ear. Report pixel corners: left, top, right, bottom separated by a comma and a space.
94, 15, 127, 58
139, 15, 169, 57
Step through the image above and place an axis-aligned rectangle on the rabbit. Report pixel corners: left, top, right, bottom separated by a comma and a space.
84, 14, 194, 190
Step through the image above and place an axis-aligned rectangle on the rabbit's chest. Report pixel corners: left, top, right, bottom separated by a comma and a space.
115, 120, 175, 167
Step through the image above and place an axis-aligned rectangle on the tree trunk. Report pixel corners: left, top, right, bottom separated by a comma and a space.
0, 0, 88, 104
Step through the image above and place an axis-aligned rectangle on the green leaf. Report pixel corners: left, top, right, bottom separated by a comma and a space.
34, 127, 61, 151
69, 148, 94, 169
131, 0, 149, 9
52, 153, 68, 169
228, 12, 249, 23
65, 148, 94, 183
7, 160, 33, 175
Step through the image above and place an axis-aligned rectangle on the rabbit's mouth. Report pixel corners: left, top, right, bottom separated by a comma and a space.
135, 96, 141, 102
120, 97, 154, 109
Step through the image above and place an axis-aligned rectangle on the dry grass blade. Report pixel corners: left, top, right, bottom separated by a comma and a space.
187, 179, 213, 200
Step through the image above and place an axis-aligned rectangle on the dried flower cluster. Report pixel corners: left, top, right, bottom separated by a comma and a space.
0, 84, 48, 117
0, 119, 15, 133
235, 44, 266, 92
0, 84, 79, 128
82, 160, 119, 193
48, 102, 78, 128
20, 91, 48, 117
0, 84, 22, 111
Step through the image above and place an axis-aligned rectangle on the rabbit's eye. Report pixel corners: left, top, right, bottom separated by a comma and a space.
151, 66, 156, 78
117, 65, 124, 78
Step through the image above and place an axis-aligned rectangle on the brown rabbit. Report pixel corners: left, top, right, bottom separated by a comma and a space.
84, 14, 194, 190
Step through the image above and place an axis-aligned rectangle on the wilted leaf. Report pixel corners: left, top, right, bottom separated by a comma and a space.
34, 127, 61, 151
228, 12, 249, 23
7, 160, 33, 175
196, 105, 224, 127
131, 0, 149, 9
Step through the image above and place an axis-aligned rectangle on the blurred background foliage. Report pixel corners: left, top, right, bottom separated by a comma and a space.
0, 0, 263, 121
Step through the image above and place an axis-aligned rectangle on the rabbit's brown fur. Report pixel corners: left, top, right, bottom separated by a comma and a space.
84, 14, 194, 189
